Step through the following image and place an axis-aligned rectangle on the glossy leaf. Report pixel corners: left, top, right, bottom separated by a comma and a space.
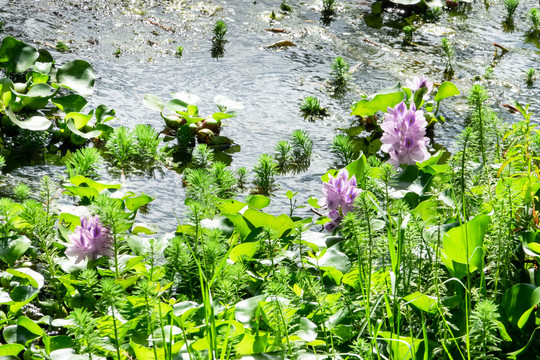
246, 195, 271, 209
502, 284, 540, 328
0, 36, 39, 73
56, 60, 95, 96
229, 241, 259, 262
351, 91, 404, 117
143, 94, 164, 112
7, 268, 44, 289
52, 94, 87, 113
125, 194, 154, 212
434, 81, 460, 103
0, 236, 31, 267
0, 343, 24, 356
5, 106, 51, 131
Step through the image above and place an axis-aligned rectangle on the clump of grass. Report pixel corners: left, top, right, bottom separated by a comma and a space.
300, 96, 327, 120
235, 167, 249, 189
64, 147, 103, 178
274, 140, 292, 166
402, 25, 414, 43
526, 68, 536, 86
105, 126, 138, 168
504, 0, 519, 19
424, 6, 442, 22
253, 154, 279, 193
331, 134, 356, 166
331, 57, 350, 88
56, 41, 69, 52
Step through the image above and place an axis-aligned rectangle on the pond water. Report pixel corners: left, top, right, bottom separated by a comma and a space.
1, 0, 539, 232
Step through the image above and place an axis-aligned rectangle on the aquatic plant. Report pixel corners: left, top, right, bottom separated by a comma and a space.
402, 25, 414, 42
331, 134, 356, 166
280, 0, 293, 12
235, 166, 249, 189
504, 0, 519, 19
64, 147, 103, 178
253, 153, 279, 193
529, 7, 540, 32
470, 300, 502, 359
299, 96, 327, 120
191, 143, 214, 169
56, 41, 69, 52
105, 126, 138, 168
13, 183, 30, 202
322, 0, 336, 14
175, 45, 184, 57
526, 68, 536, 86
380, 101, 430, 167
291, 129, 313, 161
330, 56, 351, 88
441, 37, 455, 77
213, 20, 228, 43
274, 140, 292, 168
424, 6, 442, 22
65, 215, 113, 264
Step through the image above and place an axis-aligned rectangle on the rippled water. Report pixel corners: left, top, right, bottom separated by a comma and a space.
1, 0, 539, 232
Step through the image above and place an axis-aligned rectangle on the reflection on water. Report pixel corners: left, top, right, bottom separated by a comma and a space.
2, 0, 540, 232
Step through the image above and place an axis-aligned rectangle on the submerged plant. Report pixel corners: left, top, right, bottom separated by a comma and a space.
253, 153, 279, 193
175, 45, 184, 57
280, 0, 293, 12
331, 134, 356, 166
380, 101, 430, 167
529, 8, 540, 32
331, 56, 350, 88
322, 0, 336, 14
526, 68, 536, 86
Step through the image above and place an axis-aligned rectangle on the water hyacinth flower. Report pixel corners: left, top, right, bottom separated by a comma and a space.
322, 169, 360, 231
405, 76, 434, 96
65, 215, 113, 264
380, 101, 430, 167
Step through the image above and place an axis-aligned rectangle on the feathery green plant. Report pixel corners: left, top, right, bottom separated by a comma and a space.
322, 0, 336, 14
191, 144, 214, 169
331, 134, 356, 166
253, 153, 279, 193
470, 300, 502, 359
64, 147, 103, 178
526, 68, 536, 86
403, 25, 414, 42
67, 307, 101, 359
274, 140, 292, 170
13, 183, 30, 202
290, 129, 313, 161
529, 8, 540, 32
235, 167, 249, 189
331, 57, 351, 88
441, 38, 455, 76
300, 96, 327, 120
105, 126, 138, 168
468, 84, 489, 165
281, 0, 293, 12
504, 0, 519, 19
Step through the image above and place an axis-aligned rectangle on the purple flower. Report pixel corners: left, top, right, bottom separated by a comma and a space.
405, 76, 434, 96
380, 101, 430, 167
65, 215, 113, 264
321, 169, 360, 232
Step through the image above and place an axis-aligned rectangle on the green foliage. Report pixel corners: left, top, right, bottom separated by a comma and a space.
13, 183, 30, 202
55, 41, 69, 52
470, 300, 502, 359
63, 147, 102, 178
253, 153, 279, 193
441, 37, 455, 75
290, 129, 313, 161
191, 143, 214, 169
300, 96, 327, 120
175, 45, 184, 57
280, 1, 293, 12
529, 8, 540, 32
526, 68, 536, 86
504, 0, 519, 19
213, 20, 228, 43
322, 0, 337, 14
331, 134, 356, 166
330, 56, 350, 88
403, 25, 414, 42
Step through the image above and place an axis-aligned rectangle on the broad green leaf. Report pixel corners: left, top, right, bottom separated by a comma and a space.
434, 81, 460, 103
42, 335, 74, 355
313, 247, 351, 274
442, 215, 490, 273
0, 236, 31, 267
65, 112, 93, 129
7, 268, 44, 289
165, 98, 188, 112
242, 209, 294, 238
404, 291, 437, 314
235, 332, 268, 355
378, 331, 431, 360
125, 194, 154, 212
235, 295, 266, 323
229, 241, 259, 262
0, 343, 24, 356
345, 153, 367, 182
351, 92, 404, 117
246, 195, 271, 209
502, 283, 540, 328
143, 94, 164, 112
33, 48, 53, 74
17, 316, 43, 336
212, 112, 236, 121
66, 118, 100, 139
0, 37, 39, 73
69, 175, 121, 193
94, 104, 115, 123
52, 94, 87, 113
56, 60, 95, 96
219, 199, 247, 214
5, 106, 51, 131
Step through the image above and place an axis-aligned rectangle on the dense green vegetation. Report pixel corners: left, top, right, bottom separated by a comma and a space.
0, 2, 539, 358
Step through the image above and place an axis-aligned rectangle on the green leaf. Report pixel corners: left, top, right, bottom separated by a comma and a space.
502, 284, 540, 328
125, 194, 154, 212
165, 98, 188, 112
246, 195, 271, 209
33, 48, 53, 74
235, 295, 266, 323
0, 343, 24, 356
351, 91, 404, 117
378, 331, 432, 360
94, 105, 115, 123
143, 94, 164, 112
297, 317, 317, 342
442, 215, 490, 273
212, 112, 236, 121
0, 236, 31, 267
312, 248, 351, 274
404, 291, 437, 314
0, 37, 39, 73
5, 106, 51, 131
434, 81, 460, 103
52, 95, 87, 113
229, 241, 259, 262
345, 153, 367, 181
242, 209, 294, 238
42, 335, 74, 355
56, 60, 95, 96
17, 316, 43, 336
66, 118, 100, 139
69, 175, 121, 193
65, 112, 93, 129
7, 268, 44, 289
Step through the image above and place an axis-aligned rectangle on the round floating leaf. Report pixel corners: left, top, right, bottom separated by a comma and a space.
0, 37, 39, 73
142, 94, 164, 112
56, 60, 95, 96
125, 194, 154, 212
33, 48, 54, 74
165, 98, 188, 112
52, 95, 87, 114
